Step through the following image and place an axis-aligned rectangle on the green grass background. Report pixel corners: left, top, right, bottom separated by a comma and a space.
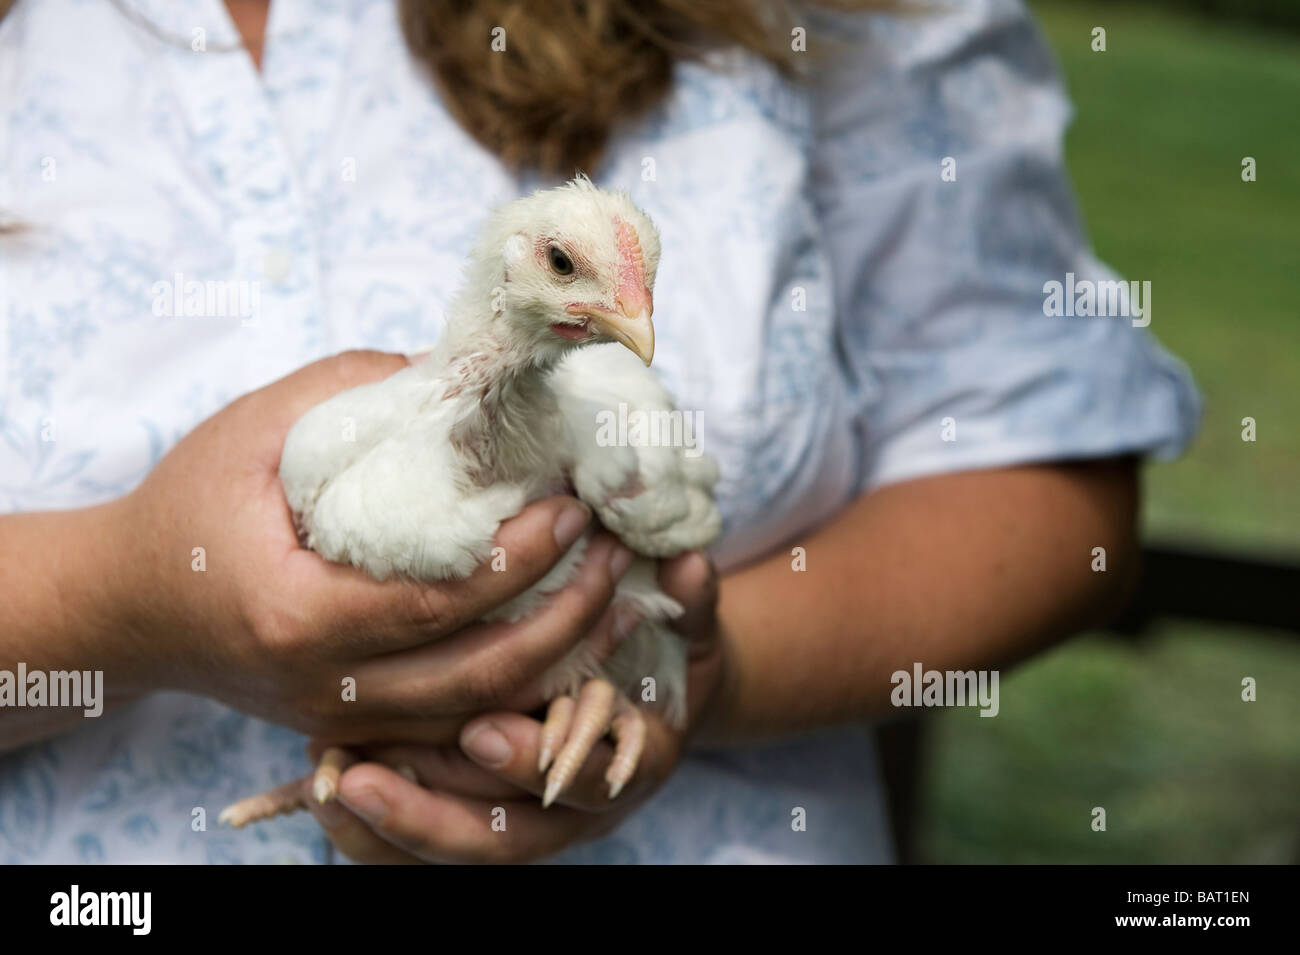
919, 0, 1300, 863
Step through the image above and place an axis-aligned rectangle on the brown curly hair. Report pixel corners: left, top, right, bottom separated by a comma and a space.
399, 0, 808, 173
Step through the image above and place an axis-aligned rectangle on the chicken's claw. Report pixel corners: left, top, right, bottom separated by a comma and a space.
541, 679, 645, 807
312, 746, 354, 804
606, 704, 647, 801
539, 695, 576, 774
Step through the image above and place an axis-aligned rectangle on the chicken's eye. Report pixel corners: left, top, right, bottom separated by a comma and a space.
547, 245, 574, 276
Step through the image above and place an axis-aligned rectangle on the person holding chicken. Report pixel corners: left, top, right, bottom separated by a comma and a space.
0, 0, 1197, 864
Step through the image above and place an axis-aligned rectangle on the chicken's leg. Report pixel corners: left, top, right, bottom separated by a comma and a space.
606, 702, 647, 800
538, 678, 646, 807
309, 746, 354, 804
218, 778, 307, 828
218, 747, 354, 828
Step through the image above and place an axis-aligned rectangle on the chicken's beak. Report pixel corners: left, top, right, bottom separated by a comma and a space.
590, 290, 655, 366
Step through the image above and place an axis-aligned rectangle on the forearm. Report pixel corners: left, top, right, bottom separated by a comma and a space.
0, 500, 145, 749
706, 459, 1139, 740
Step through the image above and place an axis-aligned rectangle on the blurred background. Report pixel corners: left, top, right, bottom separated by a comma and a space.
914, 0, 1300, 863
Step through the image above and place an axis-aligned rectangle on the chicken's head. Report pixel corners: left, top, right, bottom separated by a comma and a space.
493, 176, 660, 367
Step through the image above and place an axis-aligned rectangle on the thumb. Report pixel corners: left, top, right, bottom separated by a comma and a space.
657, 551, 718, 648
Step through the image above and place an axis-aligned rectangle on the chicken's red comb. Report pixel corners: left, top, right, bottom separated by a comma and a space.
613, 216, 651, 313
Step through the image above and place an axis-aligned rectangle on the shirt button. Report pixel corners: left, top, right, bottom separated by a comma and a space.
261, 248, 292, 283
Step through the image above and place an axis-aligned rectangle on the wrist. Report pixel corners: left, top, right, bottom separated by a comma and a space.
76, 494, 170, 695
0, 500, 154, 746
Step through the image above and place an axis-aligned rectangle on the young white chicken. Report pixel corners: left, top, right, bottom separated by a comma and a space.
219, 177, 720, 828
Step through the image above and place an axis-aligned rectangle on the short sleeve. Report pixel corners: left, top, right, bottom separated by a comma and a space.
806, 0, 1200, 492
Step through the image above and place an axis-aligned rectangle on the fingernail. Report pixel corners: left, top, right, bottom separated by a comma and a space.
462, 721, 514, 767
609, 543, 635, 580
684, 550, 711, 579
553, 503, 591, 551
339, 787, 388, 826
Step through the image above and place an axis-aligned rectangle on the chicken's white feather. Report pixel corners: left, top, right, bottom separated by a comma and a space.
280, 178, 717, 726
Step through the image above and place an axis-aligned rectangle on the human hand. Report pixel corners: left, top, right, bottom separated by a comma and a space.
298, 551, 724, 862
110, 350, 632, 745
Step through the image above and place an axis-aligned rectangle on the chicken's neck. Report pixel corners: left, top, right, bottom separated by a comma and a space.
432, 317, 565, 489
